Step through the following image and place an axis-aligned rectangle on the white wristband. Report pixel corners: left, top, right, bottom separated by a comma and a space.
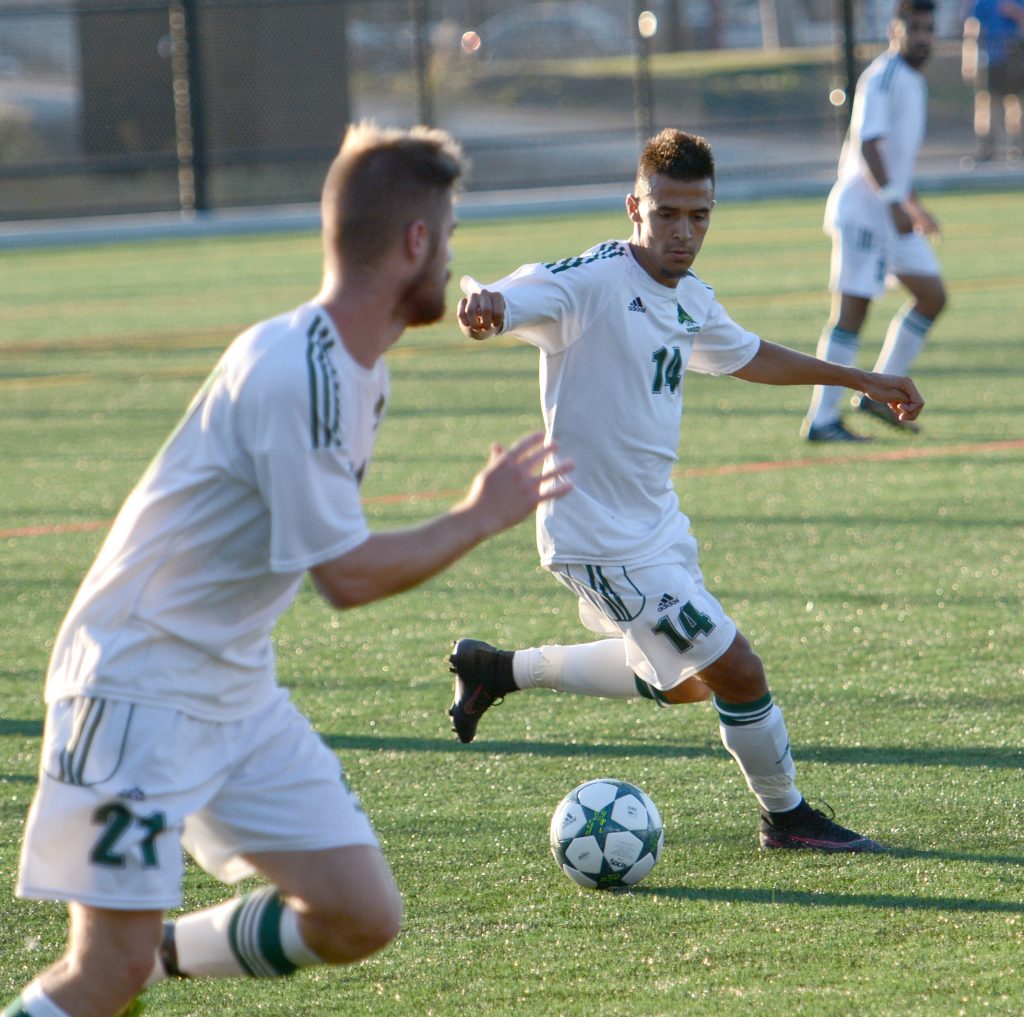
879, 183, 901, 204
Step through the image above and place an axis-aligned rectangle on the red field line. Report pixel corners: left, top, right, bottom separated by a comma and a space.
2, 438, 1021, 541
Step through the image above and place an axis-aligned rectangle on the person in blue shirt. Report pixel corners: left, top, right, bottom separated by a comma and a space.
962, 0, 1024, 160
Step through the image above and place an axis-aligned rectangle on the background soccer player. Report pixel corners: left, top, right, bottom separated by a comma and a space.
803, 0, 947, 442
4, 122, 570, 1017
449, 127, 922, 854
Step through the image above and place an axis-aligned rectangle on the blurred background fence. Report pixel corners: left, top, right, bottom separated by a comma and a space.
0, 0, 1001, 223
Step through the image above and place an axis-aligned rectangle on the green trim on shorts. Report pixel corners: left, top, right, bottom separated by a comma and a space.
634, 676, 671, 707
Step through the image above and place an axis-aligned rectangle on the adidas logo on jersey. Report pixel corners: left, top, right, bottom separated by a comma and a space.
628, 296, 647, 313
657, 593, 679, 613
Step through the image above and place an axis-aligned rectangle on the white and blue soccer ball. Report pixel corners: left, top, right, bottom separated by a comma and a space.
549, 778, 664, 890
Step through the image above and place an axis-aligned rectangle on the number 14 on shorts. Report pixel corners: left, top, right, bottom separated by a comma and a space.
652, 600, 716, 652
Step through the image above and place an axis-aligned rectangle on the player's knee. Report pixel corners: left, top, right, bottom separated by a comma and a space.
121, 949, 162, 993
69, 940, 157, 997
915, 283, 947, 321
698, 635, 768, 702
66, 911, 162, 995
730, 648, 767, 696
309, 893, 403, 965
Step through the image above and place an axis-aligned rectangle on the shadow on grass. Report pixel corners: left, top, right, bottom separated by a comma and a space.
883, 845, 1024, 867
322, 732, 1024, 771
633, 883, 1024, 913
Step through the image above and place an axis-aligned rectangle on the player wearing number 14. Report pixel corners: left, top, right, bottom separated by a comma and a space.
449, 129, 926, 852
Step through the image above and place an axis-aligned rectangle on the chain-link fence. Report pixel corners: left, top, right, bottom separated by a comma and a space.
0, 0, 986, 222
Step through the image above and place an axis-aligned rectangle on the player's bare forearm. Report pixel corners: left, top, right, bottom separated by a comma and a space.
309, 432, 572, 609
731, 340, 924, 419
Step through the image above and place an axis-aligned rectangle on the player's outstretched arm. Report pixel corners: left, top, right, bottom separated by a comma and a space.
731, 339, 924, 422
310, 432, 572, 609
457, 275, 506, 340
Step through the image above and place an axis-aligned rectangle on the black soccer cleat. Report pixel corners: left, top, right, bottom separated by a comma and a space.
853, 394, 920, 433
447, 638, 514, 744
759, 801, 884, 853
801, 419, 872, 443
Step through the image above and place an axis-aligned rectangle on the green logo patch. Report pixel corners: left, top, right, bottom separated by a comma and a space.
677, 304, 701, 333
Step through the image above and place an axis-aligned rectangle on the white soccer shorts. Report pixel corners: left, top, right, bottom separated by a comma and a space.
16, 688, 378, 909
829, 222, 941, 299
550, 555, 737, 692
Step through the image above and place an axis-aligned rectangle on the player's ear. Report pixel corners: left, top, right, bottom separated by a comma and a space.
404, 219, 429, 263
625, 194, 642, 223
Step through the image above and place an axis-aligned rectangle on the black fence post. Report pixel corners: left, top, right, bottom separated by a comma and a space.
169, 0, 209, 214
632, 0, 655, 151
838, 0, 858, 131
412, 0, 434, 126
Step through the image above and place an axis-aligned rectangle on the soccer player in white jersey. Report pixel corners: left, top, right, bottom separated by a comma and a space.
448, 127, 924, 853
803, 0, 947, 442
4, 123, 572, 1017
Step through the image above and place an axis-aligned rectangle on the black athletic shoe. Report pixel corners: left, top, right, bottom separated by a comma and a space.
853, 394, 920, 433
759, 801, 884, 853
802, 419, 872, 443
448, 638, 514, 744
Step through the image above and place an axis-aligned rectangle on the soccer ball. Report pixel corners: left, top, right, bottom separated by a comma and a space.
549, 778, 664, 889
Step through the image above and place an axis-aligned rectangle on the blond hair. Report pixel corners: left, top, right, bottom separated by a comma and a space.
321, 121, 465, 269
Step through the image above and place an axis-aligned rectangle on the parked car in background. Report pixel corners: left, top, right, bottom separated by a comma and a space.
467, 2, 632, 62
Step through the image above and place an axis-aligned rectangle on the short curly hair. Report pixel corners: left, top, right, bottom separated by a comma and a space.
634, 129, 715, 199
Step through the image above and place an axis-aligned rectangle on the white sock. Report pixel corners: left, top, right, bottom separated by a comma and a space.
872, 307, 932, 377
14, 982, 73, 1017
807, 325, 860, 427
715, 694, 802, 813
512, 640, 637, 698
166, 887, 322, 979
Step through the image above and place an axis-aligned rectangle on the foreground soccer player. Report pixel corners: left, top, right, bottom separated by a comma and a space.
449, 127, 923, 853
4, 123, 571, 1017
803, 0, 946, 441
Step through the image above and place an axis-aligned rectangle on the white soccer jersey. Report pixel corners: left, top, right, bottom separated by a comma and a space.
45, 303, 389, 721
493, 240, 760, 567
826, 50, 928, 229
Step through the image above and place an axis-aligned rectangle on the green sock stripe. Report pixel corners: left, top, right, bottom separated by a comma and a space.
634, 676, 670, 706
256, 892, 298, 977
228, 888, 298, 978
2, 1000, 32, 1017
826, 326, 860, 349
901, 308, 933, 335
714, 692, 774, 727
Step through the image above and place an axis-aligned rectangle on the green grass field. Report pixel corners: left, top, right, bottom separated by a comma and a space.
1, 191, 1022, 1016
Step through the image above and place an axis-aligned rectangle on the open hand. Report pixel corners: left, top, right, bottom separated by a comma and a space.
460, 431, 573, 534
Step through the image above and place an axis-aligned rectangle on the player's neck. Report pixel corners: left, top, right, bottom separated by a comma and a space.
315, 285, 404, 370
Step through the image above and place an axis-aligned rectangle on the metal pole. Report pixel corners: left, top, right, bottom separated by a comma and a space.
840, 0, 857, 130
168, 0, 208, 214
632, 0, 654, 150
412, 0, 434, 126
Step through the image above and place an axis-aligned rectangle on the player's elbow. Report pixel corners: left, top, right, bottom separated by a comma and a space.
310, 564, 376, 610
